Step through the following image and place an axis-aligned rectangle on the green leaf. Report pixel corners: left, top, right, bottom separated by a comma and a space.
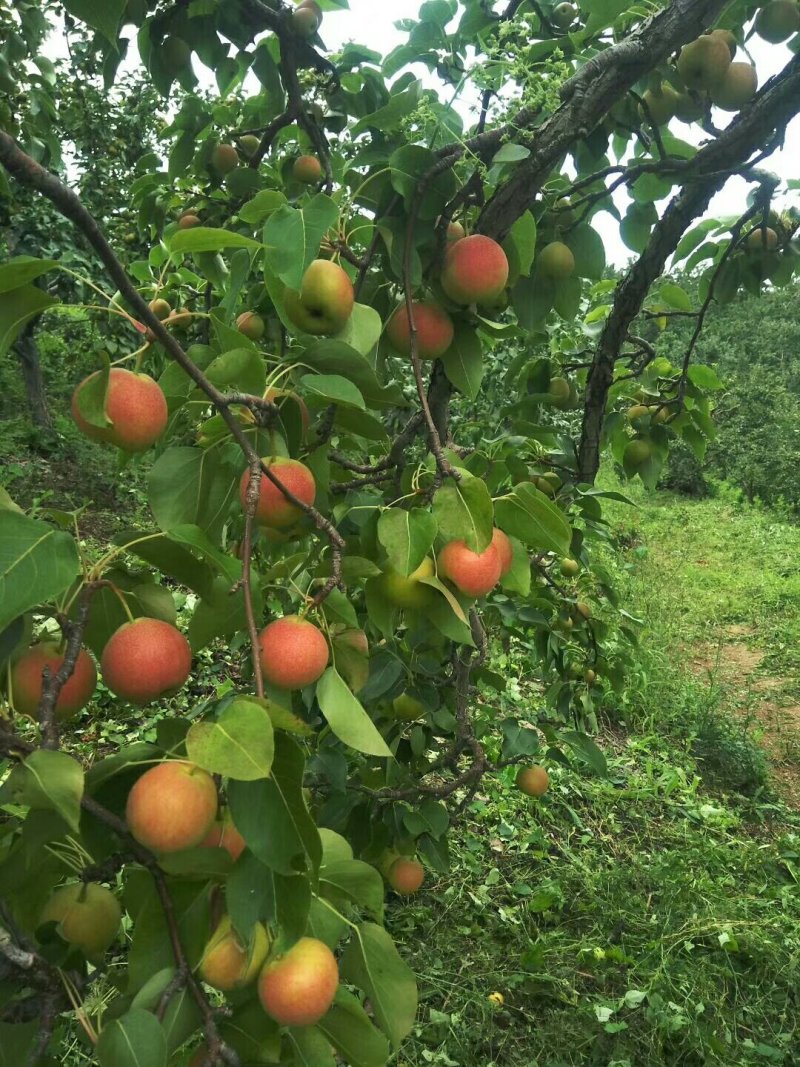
332, 303, 383, 357
300, 340, 403, 407
340, 923, 418, 1047
620, 204, 657, 254
660, 282, 694, 312
188, 574, 262, 652
96, 1008, 167, 1067
316, 668, 393, 757
494, 483, 571, 555
320, 859, 385, 921
228, 735, 321, 876
351, 82, 422, 136
565, 225, 606, 280
148, 446, 240, 541
298, 373, 366, 409
493, 143, 530, 163
388, 145, 457, 219
377, 509, 437, 577
288, 1027, 337, 1066
0, 257, 58, 293
432, 474, 494, 553
1, 751, 84, 833
238, 189, 288, 225
263, 195, 339, 289
687, 364, 724, 390
583, 0, 632, 34
186, 697, 275, 781
506, 211, 537, 277
63, 0, 126, 44
168, 227, 261, 255
440, 325, 484, 399
560, 730, 608, 775
0, 285, 57, 357
317, 989, 391, 1067
0, 512, 80, 632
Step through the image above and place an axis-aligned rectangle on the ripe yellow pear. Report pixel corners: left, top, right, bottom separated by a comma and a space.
199, 916, 269, 991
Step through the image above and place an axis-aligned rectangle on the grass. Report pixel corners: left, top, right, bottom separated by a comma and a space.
392, 477, 800, 1067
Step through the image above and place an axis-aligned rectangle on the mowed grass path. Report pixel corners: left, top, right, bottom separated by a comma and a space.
608, 484, 800, 802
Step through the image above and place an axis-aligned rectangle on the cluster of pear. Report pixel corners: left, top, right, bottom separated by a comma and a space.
38, 759, 341, 1030
640, 13, 788, 129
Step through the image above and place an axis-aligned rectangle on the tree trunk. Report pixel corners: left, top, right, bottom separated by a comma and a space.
14, 318, 53, 431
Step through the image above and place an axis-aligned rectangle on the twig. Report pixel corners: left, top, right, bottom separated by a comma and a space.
36, 586, 94, 749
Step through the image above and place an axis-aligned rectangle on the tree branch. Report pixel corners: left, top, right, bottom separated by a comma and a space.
577, 54, 800, 483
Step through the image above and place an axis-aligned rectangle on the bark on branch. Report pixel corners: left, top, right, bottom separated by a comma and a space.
577, 54, 800, 483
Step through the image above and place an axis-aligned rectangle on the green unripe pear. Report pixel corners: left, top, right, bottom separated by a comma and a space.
537, 241, 575, 280
560, 558, 580, 577
624, 438, 654, 472
755, 0, 800, 43
708, 28, 737, 59
378, 558, 437, 611
747, 227, 778, 252
239, 134, 261, 157
641, 85, 679, 126
548, 376, 572, 408
710, 62, 758, 112
391, 693, 427, 721
551, 2, 577, 28
676, 35, 732, 91
40, 882, 121, 959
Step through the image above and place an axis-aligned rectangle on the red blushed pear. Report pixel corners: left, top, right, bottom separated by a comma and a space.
293, 154, 323, 183
257, 616, 329, 690
440, 234, 509, 306
101, 617, 192, 704
71, 368, 168, 452
201, 814, 246, 861
387, 857, 425, 895
438, 539, 502, 598
283, 259, 354, 336
39, 882, 121, 959
385, 301, 455, 359
236, 311, 265, 340
211, 143, 239, 175
491, 529, 513, 578
199, 916, 269, 991
10, 642, 96, 721
126, 761, 218, 853
258, 936, 338, 1027
178, 213, 200, 229
239, 457, 316, 529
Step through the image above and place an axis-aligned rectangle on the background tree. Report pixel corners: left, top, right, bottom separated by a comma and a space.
1, 1, 800, 1065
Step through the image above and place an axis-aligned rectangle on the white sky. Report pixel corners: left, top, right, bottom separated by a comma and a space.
102, 3, 799, 265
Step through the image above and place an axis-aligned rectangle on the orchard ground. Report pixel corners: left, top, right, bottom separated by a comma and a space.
6, 384, 800, 1065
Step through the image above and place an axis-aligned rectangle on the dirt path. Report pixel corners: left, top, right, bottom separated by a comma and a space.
688, 624, 800, 806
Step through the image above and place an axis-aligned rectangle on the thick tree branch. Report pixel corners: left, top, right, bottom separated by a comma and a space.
577, 55, 800, 482
477, 0, 729, 238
